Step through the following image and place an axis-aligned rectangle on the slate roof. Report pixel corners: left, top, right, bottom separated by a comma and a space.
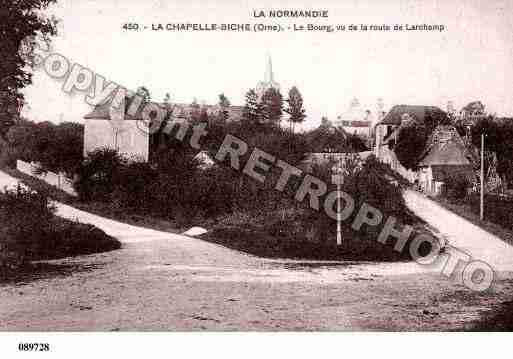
380, 105, 446, 125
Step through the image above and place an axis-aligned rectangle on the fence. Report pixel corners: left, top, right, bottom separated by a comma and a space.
16, 160, 77, 196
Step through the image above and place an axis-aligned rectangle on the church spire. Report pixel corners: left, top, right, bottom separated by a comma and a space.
256, 52, 280, 99
264, 53, 274, 83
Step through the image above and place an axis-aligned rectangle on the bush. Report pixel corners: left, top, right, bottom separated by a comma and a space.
1, 120, 83, 175
444, 175, 470, 200
74, 148, 127, 201
469, 194, 513, 230
0, 186, 120, 272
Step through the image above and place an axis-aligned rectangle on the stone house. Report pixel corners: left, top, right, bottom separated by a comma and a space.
374, 105, 475, 193
417, 125, 475, 195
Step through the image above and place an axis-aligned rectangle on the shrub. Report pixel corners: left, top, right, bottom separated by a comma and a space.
469, 194, 513, 230
0, 185, 56, 268
111, 161, 158, 210
74, 148, 127, 201
444, 175, 470, 200
1, 120, 83, 175
0, 185, 120, 272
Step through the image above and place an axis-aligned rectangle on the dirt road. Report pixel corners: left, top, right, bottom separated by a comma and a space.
1, 171, 513, 330
404, 190, 513, 272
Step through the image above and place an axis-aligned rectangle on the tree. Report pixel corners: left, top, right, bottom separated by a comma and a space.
242, 89, 260, 126
136, 86, 151, 102
261, 88, 283, 125
320, 116, 332, 128
218, 93, 231, 122
163, 93, 171, 106
36, 122, 84, 175
190, 98, 201, 122
305, 124, 366, 153
199, 107, 209, 124
284, 86, 306, 133
463, 101, 486, 115
0, 0, 58, 137
394, 120, 428, 170
471, 116, 513, 189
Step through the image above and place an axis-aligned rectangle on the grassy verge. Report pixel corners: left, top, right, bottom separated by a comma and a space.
471, 300, 513, 331
200, 226, 412, 261
1, 166, 183, 233
0, 177, 121, 279
199, 209, 434, 262
430, 196, 513, 246
2, 166, 431, 262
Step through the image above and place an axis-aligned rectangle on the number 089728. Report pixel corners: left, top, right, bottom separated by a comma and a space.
18, 343, 50, 352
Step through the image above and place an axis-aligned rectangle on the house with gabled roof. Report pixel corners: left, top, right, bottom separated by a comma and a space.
417, 125, 475, 195
374, 104, 476, 191
373, 104, 447, 183
83, 95, 243, 162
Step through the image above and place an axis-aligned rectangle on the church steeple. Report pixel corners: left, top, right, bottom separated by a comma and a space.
256, 53, 280, 99
265, 53, 274, 83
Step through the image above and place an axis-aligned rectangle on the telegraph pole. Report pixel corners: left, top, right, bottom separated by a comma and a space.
336, 179, 342, 245
331, 159, 345, 246
480, 132, 485, 220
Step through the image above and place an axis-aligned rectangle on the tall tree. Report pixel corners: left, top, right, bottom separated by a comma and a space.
261, 87, 283, 125
218, 93, 231, 122
136, 86, 151, 102
242, 89, 260, 126
163, 92, 171, 106
394, 120, 428, 170
190, 98, 201, 122
284, 86, 306, 133
1, 0, 58, 137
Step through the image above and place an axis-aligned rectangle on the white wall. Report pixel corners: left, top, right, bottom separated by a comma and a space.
83, 119, 149, 162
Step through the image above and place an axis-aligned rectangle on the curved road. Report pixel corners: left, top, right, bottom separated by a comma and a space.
1, 171, 512, 330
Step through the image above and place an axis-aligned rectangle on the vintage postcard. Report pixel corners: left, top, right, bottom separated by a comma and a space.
1, 0, 513, 357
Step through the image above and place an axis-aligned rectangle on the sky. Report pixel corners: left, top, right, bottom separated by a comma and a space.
21, 0, 513, 130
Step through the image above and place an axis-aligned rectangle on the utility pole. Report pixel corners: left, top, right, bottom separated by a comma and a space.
336, 179, 342, 245
331, 159, 345, 246
480, 132, 485, 220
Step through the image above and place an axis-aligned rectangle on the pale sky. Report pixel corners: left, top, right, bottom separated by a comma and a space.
22, 0, 513, 129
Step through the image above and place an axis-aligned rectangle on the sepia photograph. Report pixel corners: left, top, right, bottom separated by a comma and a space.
1, 0, 513, 357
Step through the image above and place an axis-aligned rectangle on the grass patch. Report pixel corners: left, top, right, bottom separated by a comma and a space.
471, 299, 513, 331
431, 196, 513, 246
200, 214, 433, 262
0, 185, 121, 276
1, 166, 183, 233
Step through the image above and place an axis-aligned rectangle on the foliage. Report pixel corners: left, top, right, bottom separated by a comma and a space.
242, 89, 261, 127
136, 86, 151, 102
74, 148, 126, 201
471, 116, 513, 188
284, 86, 306, 133
0, 185, 119, 271
0, 0, 58, 137
218, 93, 231, 122
202, 155, 423, 261
261, 87, 283, 125
304, 124, 367, 153
0, 119, 83, 175
394, 120, 428, 170
463, 101, 485, 115
444, 175, 470, 200
469, 194, 513, 231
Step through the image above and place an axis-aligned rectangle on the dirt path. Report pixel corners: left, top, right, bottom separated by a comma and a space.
1, 171, 513, 330
404, 190, 513, 272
